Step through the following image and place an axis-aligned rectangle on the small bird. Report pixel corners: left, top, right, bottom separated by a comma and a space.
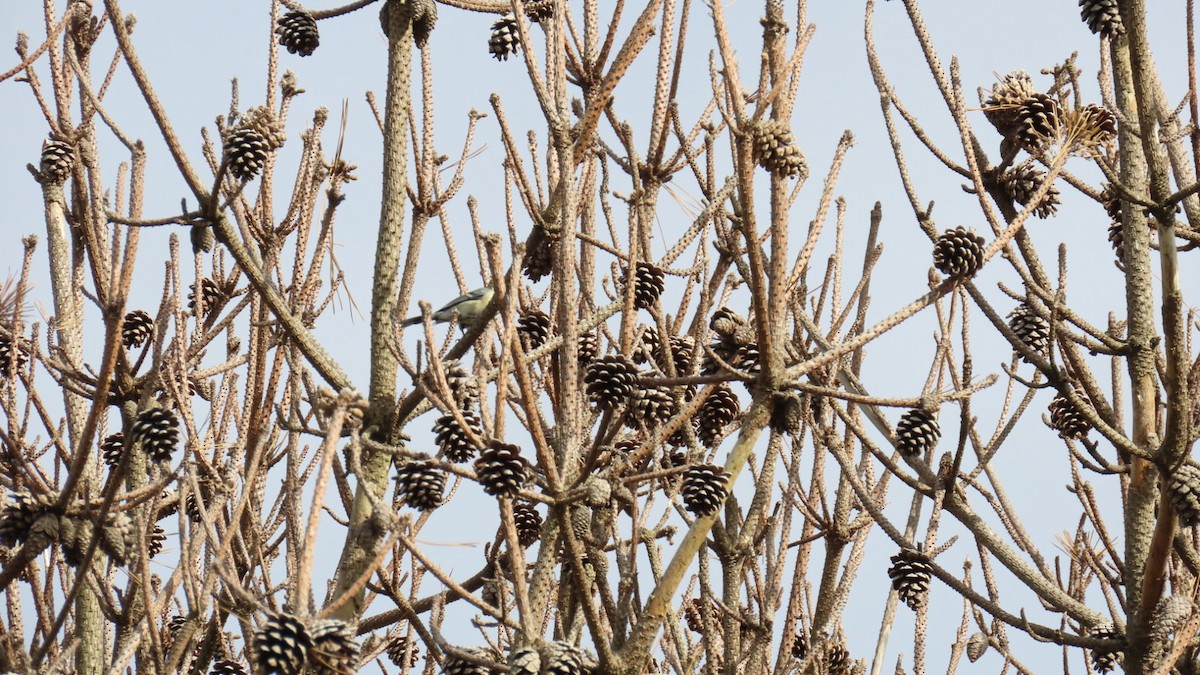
401, 287, 495, 328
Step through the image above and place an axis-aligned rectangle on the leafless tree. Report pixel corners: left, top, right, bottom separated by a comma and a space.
1, 0, 1197, 674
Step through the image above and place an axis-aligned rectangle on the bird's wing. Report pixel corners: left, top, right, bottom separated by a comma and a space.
438, 287, 489, 312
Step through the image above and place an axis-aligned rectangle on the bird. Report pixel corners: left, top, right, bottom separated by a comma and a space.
400, 287, 495, 328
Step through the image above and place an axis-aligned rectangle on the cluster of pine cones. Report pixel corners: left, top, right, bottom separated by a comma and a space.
983, 70, 1115, 158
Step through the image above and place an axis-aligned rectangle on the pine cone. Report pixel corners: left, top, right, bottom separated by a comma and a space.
1151, 594, 1193, 641
542, 642, 584, 675
1168, 464, 1200, 526
243, 106, 287, 151
895, 408, 940, 457
584, 355, 637, 410
186, 478, 214, 522
735, 342, 762, 374
188, 278, 225, 315
1079, 0, 1124, 37
613, 438, 640, 456
627, 386, 674, 429
396, 460, 447, 511
523, 234, 556, 281
474, 442, 528, 497
664, 335, 696, 375
513, 500, 542, 547
517, 310, 553, 351
888, 548, 933, 610
682, 597, 717, 632
39, 139, 75, 184
682, 464, 730, 517
932, 227, 986, 279
22, 510, 59, 558
157, 490, 179, 520
208, 659, 247, 675
625, 262, 665, 309
253, 613, 312, 675
1048, 388, 1091, 439
770, 391, 805, 435
525, 0, 555, 23
664, 448, 688, 470
965, 632, 988, 663
710, 307, 747, 339
489, 16, 521, 61
569, 504, 591, 542
1088, 623, 1123, 673
148, 524, 167, 558
640, 329, 694, 375
100, 432, 125, 467
443, 646, 498, 675
443, 359, 480, 409
224, 126, 270, 181
98, 510, 136, 565
122, 310, 155, 348
434, 411, 484, 462
1101, 183, 1122, 220
577, 333, 599, 364
791, 631, 808, 660
1065, 103, 1117, 155
509, 645, 541, 675
387, 634, 421, 668
275, 11, 320, 56
1015, 93, 1061, 152
809, 394, 827, 425
750, 118, 808, 179
57, 515, 91, 565
209, 660, 249, 675
0, 333, 29, 379
1002, 164, 1059, 218
983, 71, 1036, 137
191, 223, 215, 254
697, 384, 740, 447
131, 406, 179, 463
166, 614, 189, 647
825, 642, 852, 675
307, 618, 361, 675
0, 491, 53, 547
1007, 303, 1050, 358
634, 326, 661, 365
413, 0, 438, 48
1108, 221, 1125, 263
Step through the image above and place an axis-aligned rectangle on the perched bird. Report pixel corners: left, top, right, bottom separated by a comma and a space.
401, 287, 495, 328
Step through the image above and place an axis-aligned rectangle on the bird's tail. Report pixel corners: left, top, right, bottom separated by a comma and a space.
400, 316, 423, 327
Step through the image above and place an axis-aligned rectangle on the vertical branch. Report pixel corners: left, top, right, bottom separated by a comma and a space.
1189, 0, 1200, 173
38, 171, 86, 445
327, 0, 415, 620
616, 399, 772, 675
762, 0, 797, 385
1115, 3, 1186, 671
